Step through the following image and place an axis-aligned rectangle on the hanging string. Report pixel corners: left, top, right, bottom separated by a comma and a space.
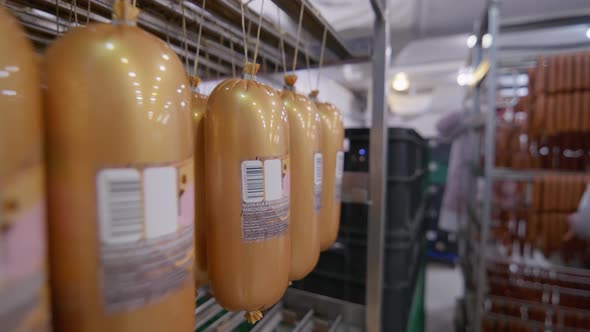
240, 2, 249, 63
230, 39, 237, 77
205, 51, 211, 79
55, 0, 60, 35
217, 34, 224, 79
74, 0, 79, 25
192, 0, 206, 78
291, 0, 305, 72
86, 0, 91, 24
274, 37, 281, 73
181, 2, 189, 73
305, 44, 312, 89
251, 0, 265, 65
68, 0, 74, 27
166, 0, 172, 44
276, 6, 287, 74
315, 25, 328, 90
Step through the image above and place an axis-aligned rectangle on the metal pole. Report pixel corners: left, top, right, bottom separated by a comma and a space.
475, 1, 499, 331
464, 21, 482, 331
365, 0, 389, 330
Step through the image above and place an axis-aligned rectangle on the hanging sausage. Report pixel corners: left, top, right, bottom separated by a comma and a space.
310, 90, 345, 251
44, 1, 195, 330
205, 63, 290, 323
280, 74, 321, 280
0, 7, 51, 332
191, 76, 209, 288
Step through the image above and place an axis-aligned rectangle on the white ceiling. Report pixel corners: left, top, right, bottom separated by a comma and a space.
309, 0, 590, 38
301, 0, 590, 128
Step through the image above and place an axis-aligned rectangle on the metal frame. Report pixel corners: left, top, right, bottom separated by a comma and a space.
466, 3, 590, 332
475, 1, 499, 331
6, 0, 364, 77
365, 0, 389, 331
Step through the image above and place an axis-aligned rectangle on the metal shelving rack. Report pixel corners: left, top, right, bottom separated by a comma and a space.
463, 2, 590, 332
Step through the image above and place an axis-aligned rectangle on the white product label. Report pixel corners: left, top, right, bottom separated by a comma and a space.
240, 157, 290, 242
314, 153, 323, 212
143, 167, 178, 239
96, 161, 194, 312
264, 159, 282, 201
334, 151, 344, 201
98, 167, 179, 244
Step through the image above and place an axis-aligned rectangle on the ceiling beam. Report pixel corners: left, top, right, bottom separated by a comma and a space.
200, 0, 318, 66
270, 0, 354, 59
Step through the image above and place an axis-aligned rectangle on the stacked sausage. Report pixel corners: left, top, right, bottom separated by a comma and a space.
482, 260, 590, 331
529, 173, 589, 260
495, 51, 590, 171
491, 174, 589, 262
528, 52, 590, 135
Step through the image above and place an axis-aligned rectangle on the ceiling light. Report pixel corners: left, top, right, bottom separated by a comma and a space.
391, 72, 409, 92
482, 33, 493, 48
586, 28, 590, 39
466, 34, 477, 48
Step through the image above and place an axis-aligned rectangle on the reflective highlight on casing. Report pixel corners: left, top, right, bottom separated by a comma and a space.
205, 63, 290, 314
312, 91, 345, 251
43, 1, 194, 330
190, 76, 209, 288
280, 75, 321, 281
0, 7, 51, 332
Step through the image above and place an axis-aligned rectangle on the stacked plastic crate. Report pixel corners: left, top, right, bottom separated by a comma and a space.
293, 128, 427, 331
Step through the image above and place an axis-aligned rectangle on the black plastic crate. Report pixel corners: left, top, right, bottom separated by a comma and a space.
340, 177, 425, 235
349, 235, 423, 286
344, 128, 426, 177
385, 174, 425, 233
316, 232, 426, 287
339, 203, 369, 234
388, 129, 426, 178
344, 128, 370, 172
296, 257, 425, 332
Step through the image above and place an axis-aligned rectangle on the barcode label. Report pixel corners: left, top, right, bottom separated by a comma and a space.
97, 169, 143, 245
241, 160, 264, 203
335, 151, 344, 178
314, 153, 323, 186
313, 152, 323, 212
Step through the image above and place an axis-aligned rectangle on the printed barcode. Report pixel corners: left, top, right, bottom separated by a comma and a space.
97, 169, 143, 245
242, 160, 264, 203
314, 153, 323, 186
